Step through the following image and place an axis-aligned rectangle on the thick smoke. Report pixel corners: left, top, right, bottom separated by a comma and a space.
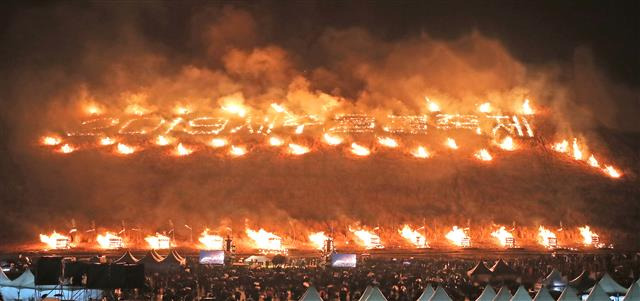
0, 3, 638, 248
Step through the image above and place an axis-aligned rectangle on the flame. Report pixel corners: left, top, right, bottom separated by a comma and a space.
156, 135, 172, 146
578, 226, 598, 246
99, 137, 116, 146
210, 138, 228, 148
603, 165, 621, 178
116, 143, 136, 155
445, 226, 468, 247
399, 225, 427, 247
295, 124, 304, 134
478, 102, 491, 113
174, 105, 190, 115
96, 232, 125, 249
323, 133, 343, 145
491, 227, 514, 247
221, 103, 247, 117
199, 229, 224, 250
308, 231, 329, 250
271, 103, 286, 113
288, 143, 310, 155
41, 136, 62, 146
125, 104, 149, 116
40, 231, 71, 249
538, 226, 557, 248
229, 145, 247, 157
474, 149, 493, 161
85, 104, 103, 116
350, 143, 371, 156
425, 97, 440, 112
350, 228, 382, 249
175, 143, 193, 156
522, 99, 534, 115
572, 138, 583, 160
246, 228, 283, 251
498, 136, 516, 151
411, 146, 430, 158
269, 136, 285, 146
58, 144, 76, 154
377, 136, 399, 148
145, 233, 171, 249
588, 155, 600, 167
446, 138, 458, 149
552, 140, 569, 153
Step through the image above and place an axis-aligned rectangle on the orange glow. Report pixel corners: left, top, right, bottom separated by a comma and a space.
58, 144, 76, 154
156, 135, 172, 146
308, 231, 329, 250
269, 136, 285, 146
538, 226, 557, 248
323, 133, 343, 145
145, 233, 171, 249
478, 102, 491, 113
99, 137, 116, 146
125, 104, 149, 116
175, 143, 193, 156
41, 136, 62, 146
288, 143, 310, 155
498, 136, 516, 151
271, 103, 286, 113
603, 165, 621, 178
350, 143, 371, 156
174, 105, 191, 115
295, 124, 304, 134
229, 145, 247, 157
116, 143, 136, 155
572, 138, 583, 160
578, 226, 598, 246
40, 231, 71, 249
96, 232, 124, 249
446, 138, 458, 149
398, 225, 427, 247
522, 99, 534, 115
474, 149, 493, 161
199, 229, 224, 250
425, 97, 440, 112
221, 103, 247, 117
377, 136, 399, 148
209, 138, 228, 148
245, 228, 283, 251
491, 227, 514, 247
85, 104, 103, 116
552, 140, 569, 153
445, 226, 469, 247
350, 228, 383, 249
411, 146, 431, 158
588, 155, 600, 168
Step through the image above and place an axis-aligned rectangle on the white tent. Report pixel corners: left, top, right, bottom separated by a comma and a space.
542, 269, 568, 292
510, 286, 532, 301
476, 284, 496, 301
624, 281, 640, 301
586, 283, 609, 301
299, 286, 323, 301
589, 273, 627, 296
428, 286, 452, 301
359, 286, 387, 301
0, 269, 11, 285
493, 286, 513, 301
417, 284, 435, 301
557, 286, 580, 301
532, 287, 554, 301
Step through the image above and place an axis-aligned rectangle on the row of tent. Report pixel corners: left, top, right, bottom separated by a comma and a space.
0, 269, 102, 300
115, 249, 186, 272
468, 259, 519, 282
297, 279, 640, 301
